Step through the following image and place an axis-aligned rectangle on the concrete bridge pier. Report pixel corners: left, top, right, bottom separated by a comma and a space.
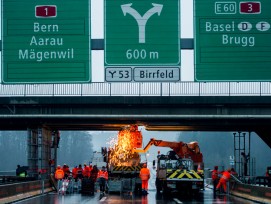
27, 128, 57, 179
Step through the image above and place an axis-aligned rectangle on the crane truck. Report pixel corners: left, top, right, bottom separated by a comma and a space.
106, 125, 143, 194
133, 138, 204, 195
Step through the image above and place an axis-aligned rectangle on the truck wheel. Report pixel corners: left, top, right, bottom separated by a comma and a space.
162, 183, 170, 196
134, 183, 141, 195
155, 179, 162, 194
192, 189, 200, 196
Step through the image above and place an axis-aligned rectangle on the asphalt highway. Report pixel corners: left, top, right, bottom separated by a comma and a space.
14, 187, 256, 204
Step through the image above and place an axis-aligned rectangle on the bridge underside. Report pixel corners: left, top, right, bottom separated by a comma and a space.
0, 96, 271, 148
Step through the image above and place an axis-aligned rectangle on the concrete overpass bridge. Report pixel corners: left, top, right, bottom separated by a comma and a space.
0, 82, 271, 148
0, 81, 271, 202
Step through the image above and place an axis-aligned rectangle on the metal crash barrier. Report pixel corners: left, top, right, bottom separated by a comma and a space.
0, 180, 53, 203
230, 182, 271, 203
0, 176, 36, 184
255, 176, 271, 187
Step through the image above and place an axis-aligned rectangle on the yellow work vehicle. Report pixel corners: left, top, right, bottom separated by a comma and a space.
133, 138, 204, 195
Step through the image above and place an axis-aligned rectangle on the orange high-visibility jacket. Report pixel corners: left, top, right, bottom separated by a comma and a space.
97, 170, 108, 180
62, 166, 70, 175
140, 167, 150, 181
83, 166, 91, 177
89, 166, 93, 174
221, 171, 231, 182
76, 167, 83, 178
55, 169, 64, 180
72, 167, 78, 178
212, 169, 218, 180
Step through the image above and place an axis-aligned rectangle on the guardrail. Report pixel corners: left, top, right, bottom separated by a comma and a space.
0, 171, 15, 176
1, 82, 271, 97
235, 176, 271, 187
255, 176, 271, 187
0, 179, 53, 203
0, 176, 36, 184
206, 175, 271, 203
230, 182, 271, 203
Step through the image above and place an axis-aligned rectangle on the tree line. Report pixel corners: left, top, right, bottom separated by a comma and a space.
0, 131, 93, 171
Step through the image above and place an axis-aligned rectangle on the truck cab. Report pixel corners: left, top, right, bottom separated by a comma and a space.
156, 151, 204, 195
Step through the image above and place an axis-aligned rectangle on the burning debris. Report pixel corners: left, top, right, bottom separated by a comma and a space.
108, 125, 142, 167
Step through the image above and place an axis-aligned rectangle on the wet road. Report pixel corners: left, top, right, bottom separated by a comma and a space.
14, 188, 256, 204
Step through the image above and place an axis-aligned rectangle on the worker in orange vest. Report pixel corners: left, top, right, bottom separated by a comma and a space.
62, 164, 70, 179
76, 164, 83, 180
266, 167, 271, 187
216, 169, 231, 193
90, 165, 99, 182
89, 165, 93, 174
140, 163, 150, 194
211, 166, 219, 197
97, 166, 108, 194
55, 165, 64, 180
83, 163, 91, 178
72, 166, 78, 180
54, 165, 65, 193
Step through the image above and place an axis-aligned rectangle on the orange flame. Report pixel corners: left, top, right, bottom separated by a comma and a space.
108, 126, 141, 166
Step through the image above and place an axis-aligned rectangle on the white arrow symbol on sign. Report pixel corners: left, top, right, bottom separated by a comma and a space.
121, 3, 163, 44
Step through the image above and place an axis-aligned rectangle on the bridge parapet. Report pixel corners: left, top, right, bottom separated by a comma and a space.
1, 82, 271, 97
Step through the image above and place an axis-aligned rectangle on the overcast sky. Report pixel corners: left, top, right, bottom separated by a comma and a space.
0, 0, 194, 82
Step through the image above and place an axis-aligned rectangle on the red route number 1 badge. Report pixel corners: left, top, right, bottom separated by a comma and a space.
35, 5, 57, 18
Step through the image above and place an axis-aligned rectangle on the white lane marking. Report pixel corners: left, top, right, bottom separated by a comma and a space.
173, 198, 183, 204
100, 196, 107, 202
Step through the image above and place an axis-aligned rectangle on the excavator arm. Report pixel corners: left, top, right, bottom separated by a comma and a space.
132, 138, 166, 153
133, 138, 203, 163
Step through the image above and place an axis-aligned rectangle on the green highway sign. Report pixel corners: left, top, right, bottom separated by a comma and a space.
104, 0, 180, 66
194, 0, 271, 81
2, 0, 91, 83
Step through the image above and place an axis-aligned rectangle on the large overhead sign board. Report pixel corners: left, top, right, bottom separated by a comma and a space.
194, 0, 271, 81
2, 0, 91, 83
104, 0, 180, 82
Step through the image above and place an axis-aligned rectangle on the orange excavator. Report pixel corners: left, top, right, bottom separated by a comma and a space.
133, 138, 203, 163
133, 138, 204, 195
